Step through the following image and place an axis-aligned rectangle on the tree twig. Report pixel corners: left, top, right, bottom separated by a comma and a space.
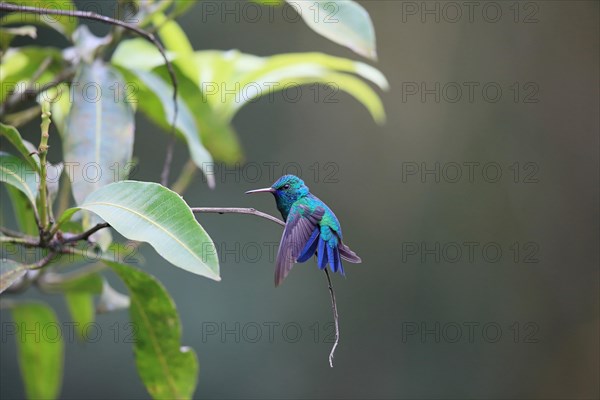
191, 207, 286, 227
191, 206, 341, 367
62, 223, 110, 244
27, 251, 56, 270
0, 235, 39, 247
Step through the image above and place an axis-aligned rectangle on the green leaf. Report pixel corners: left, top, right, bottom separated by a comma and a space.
107, 242, 146, 265
0, 259, 28, 294
0, 47, 64, 103
194, 50, 388, 124
287, 0, 378, 60
59, 181, 220, 281
61, 60, 130, 252
113, 43, 388, 164
105, 261, 198, 399
11, 302, 64, 400
0, 123, 39, 235
114, 65, 216, 186
0, 152, 39, 207
0, 123, 41, 172
5, 186, 38, 235
46, 271, 104, 293
0, 0, 77, 39
112, 38, 175, 71
281, 72, 386, 124
237, 52, 389, 93
63, 60, 135, 205
64, 292, 95, 340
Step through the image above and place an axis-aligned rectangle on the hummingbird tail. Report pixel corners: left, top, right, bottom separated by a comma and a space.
339, 242, 362, 263
327, 243, 344, 276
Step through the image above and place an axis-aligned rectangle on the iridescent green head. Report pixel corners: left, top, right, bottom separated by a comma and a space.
245, 175, 309, 220
270, 174, 309, 199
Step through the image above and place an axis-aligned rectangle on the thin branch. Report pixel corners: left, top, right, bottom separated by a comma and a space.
27, 251, 56, 270
0, 236, 39, 247
324, 268, 339, 368
59, 246, 102, 259
0, 2, 178, 139
191, 207, 286, 227
37, 101, 51, 231
62, 223, 110, 244
191, 206, 340, 366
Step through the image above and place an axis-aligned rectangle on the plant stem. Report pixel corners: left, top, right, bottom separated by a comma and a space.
37, 101, 51, 232
62, 223, 110, 244
59, 246, 104, 260
191, 207, 286, 227
0, 236, 39, 246
27, 251, 56, 270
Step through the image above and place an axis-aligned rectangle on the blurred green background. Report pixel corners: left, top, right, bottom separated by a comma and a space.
1, 1, 598, 399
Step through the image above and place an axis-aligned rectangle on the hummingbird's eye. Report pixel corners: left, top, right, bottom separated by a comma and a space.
282, 184, 290, 190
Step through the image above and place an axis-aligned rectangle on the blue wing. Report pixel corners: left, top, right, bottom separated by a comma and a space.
274, 205, 325, 286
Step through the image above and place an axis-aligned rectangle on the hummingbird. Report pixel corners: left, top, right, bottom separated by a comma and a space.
246, 175, 362, 286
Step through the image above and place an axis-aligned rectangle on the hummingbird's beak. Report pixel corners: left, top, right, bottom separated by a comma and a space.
245, 187, 275, 195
